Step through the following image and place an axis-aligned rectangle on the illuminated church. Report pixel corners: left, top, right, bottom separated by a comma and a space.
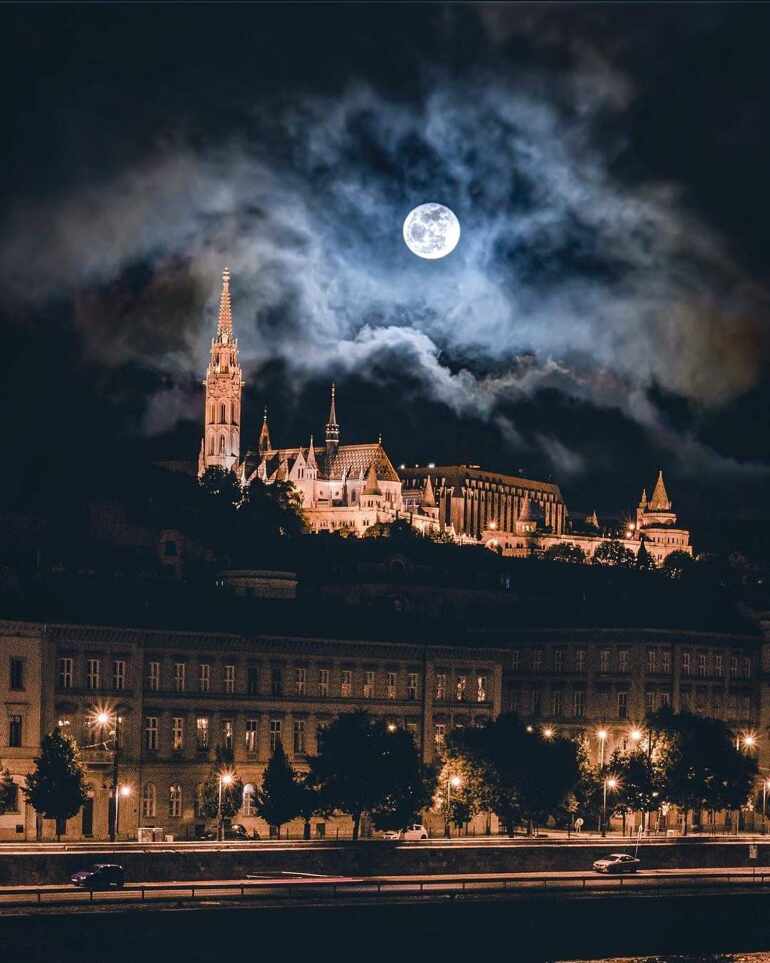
198, 270, 691, 559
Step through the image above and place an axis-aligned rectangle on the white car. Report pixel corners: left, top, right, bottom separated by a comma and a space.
592, 853, 640, 874
400, 824, 429, 841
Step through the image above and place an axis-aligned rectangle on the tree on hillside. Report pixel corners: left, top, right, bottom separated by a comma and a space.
543, 542, 586, 565
593, 540, 637, 568
0, 769, 18, 815
254, 742, 303, 837
634, 540, 658, 573
309, 712, 433, 839
238, 478, 307, 541
198, 466, 243, 506
662, 550, 695, 580
24, 728, 89, 840
651, 708, 758, 834
199, 747, 244, 834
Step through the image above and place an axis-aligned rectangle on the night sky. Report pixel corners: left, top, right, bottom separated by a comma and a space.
1, 4, 769, 531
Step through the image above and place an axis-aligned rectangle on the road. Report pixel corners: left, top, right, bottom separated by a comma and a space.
0, 866, 768, 913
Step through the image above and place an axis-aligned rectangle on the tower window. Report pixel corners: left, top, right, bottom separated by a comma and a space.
208, 437, 214, 456
219, 436, 225, 454
219, 403, 226, 424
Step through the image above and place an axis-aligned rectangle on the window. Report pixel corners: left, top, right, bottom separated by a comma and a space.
58, 657, 73, 689
456, 676, 466, 702
532, 649, 543, 672
647, 649, 657, 673
87, 658, 101, 690
222, 719, 233, 751
224, 664, 236, 694
434, 723, 446, 747
9, 658, 23, 691
247, 667, 259, 695
169, 784, 182, 818
319, 668, 330, 697
553, 649, 564, 673
219, 403, 226, 424
408, 673, 419, 701
243, 786, 256, 817
617, 692, 628, 720
387, 672, 397, 700
618, 650, 629, 672
174, 662, 186, 693
218, 435, 225, 455
406, 722, 418, 745
142, 783, 156, 818
435, 673, 447, 700
112, 660, 126, 691
645, 690, 655, 712
341, 670, 352, 698
295, 667, 306, 696
730, 655, 738, 680
147, 661, 160, 691
573, 690, 585, 719
271, 668, 283, 697
714, 654, 723, 678
477, 676, 487, 703
294, 719, 306, 754
658, 691, 671, 708
551, 692, 562, 717
9, 714, 22, 747
661, 650, 671, 673
172, 717, 184, 751
364, 671, 375, 699
572, 648, 585, 673
196, 716, 209, 751
199, 663, 211, 692
600, 650, 610, 673
511, 651, 520, 673
145, 716, 159, 751
316, 721, 328, 752
269, 719, 282, 752
245, 718, 258, 753
682, 652, 691, 676
697, 654, 707, 678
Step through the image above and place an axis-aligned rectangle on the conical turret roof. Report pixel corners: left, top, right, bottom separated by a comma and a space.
363, 461, 382, 495
217, 267, 233, 335
648, 470, 671, 511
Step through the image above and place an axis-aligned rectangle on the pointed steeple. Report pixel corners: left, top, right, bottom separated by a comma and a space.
649, 470, 671, 511
363, 461, 382, 496
325, 383, 340, 462
258, 406, 272, 454
421, 473, 436, 508
217, 267, 233, 337
306, 434, 317, 468
639, 487, 648, 508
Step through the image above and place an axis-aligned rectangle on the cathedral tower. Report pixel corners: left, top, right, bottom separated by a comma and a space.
198, 268, 245, 476
325, 383, 340, 465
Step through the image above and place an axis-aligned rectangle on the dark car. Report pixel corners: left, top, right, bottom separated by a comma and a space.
197, 824, 251, 841
592, 853, 641, 874
71, 864, 126, 889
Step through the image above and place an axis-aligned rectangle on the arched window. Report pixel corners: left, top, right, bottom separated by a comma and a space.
219, 435, 226, 455
142, 782, 156, 818
242, 786, 256, 817
209, 404, 215, 424
219, 403, 226, 424
208, 436, 214, 456
169, 784, 182, 818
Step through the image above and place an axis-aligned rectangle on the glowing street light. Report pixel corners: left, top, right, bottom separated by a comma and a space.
218, 770, 234, 841
115, 783, 131, 838
602, 776, 618, 838
526, 725, 534, 733
630, 728, 643, 744
543, 727, 554, 740
444, 773, 463, 838
90, 707, 123, 843
387, 723, 397, 733
597, 728, 608, 769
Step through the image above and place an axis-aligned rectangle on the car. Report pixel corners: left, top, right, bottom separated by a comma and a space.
71, 864, 126, 889
400, 824, 429, 841
197, 823, 251, 841
592, 853, 640, 874
379, 830, 401, 840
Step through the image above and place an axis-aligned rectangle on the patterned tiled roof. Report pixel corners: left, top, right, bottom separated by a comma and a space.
247, 442, 400, 483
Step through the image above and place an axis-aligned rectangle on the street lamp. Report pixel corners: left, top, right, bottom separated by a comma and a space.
629, 728, 643, 744
218, 771, 234, 841
597, 729, 608, 769
602, 776, 618, 838
543, 727, 554, 740
91, 707, 123, 843
445, 774, 462, 838
115, 784, 131, 839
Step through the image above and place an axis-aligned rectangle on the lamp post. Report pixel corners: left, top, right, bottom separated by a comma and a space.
602, 777, 617, 838
95, 710, 122, 843
115, 784, 131, 839
218, 771, 234, 841
597, 729, 608, 769
445, 774, 462, 838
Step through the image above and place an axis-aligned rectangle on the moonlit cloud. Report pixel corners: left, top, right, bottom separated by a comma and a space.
1, 67, 768, 478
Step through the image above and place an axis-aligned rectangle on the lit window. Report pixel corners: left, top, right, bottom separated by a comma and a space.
387, 672, 397, 700
293, 719, 306, 754
575, 649, 586, 673
269, 719, 282, 752
142, 783, 156, 818
532, 650, 543, 672
363, 671, 375, 699
112, 660, 126, 691
145, 716, 159, 751
435, 673, 447, 700
434, 723, 446, 747
295, 667, 306, 696
169, 784, 182, 818
196, 716, 209, 751
600, 650, 610, 673
224, 664, 236, 694
172, 717, 184, 751
551, 692, 562, 717
245, 718, 258, 753
87, 658, 101, 690
714, 654, 723, 678
456, 676, 466, 702
147, 661, 160, 691
58, 657, 73, 689
341, 670, 352, 698
661, 651, 671, 673
199, 663, 210, 692
319, 668, 329, 697
174, 662, 186, 692
682, 652, 691, 675
408, 672, 419, 701
243, 786, 256, 816
617, 692, 628, 720
618, 650, 629, 672
476, 676, 487, 703
647, 649, 656, 673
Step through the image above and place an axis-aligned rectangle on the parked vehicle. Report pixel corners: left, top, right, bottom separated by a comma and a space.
71, 864, 126, 889
592, 853, 640, 874
400, 824, 429, 841
197, 823, 251, 841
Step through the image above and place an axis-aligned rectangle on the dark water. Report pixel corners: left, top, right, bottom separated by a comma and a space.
3, 894, 770, 963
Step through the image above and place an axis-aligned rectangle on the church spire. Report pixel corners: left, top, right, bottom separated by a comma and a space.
421, 473, 436, 508
217, 267, 233, 336
325, 383, 340, 461
307, 434, 317, 468
649, 469, 671, 511
258, 405, 272, 454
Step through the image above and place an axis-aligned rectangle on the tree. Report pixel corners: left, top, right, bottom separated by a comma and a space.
309, 712, 433, 839
237, 478, 307, 541
296, 776, 321, 841
543, 542, 586, 565
634, 540, 657, 573
199, 747, 244, 829
254, 743, 303, 836
24, 728, 89, 840
0, 769, 17, 815
662, 550, 695, 580
593, 540, 637, 568
608, 747, 663, 831
651, 709, 758, 834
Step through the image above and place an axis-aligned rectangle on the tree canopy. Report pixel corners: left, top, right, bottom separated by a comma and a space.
593, 540, 637, 568
254, 742, 304, 834
24, 727, 89, 839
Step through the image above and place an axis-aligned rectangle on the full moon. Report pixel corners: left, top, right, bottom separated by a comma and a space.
403, 203, 461, 259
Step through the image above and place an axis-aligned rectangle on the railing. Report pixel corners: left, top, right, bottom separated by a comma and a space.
1, 869, 769, 909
